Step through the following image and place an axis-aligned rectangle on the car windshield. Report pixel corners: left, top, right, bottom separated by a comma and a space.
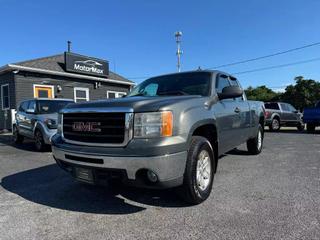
37, 100, 72, 114
128, 72, 212, 97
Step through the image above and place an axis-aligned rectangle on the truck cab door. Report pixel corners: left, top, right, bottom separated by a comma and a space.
16, 101, 29, 136
214, 74, 243, 153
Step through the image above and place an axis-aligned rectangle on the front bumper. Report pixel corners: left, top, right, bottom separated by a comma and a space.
52, 146, 187, 188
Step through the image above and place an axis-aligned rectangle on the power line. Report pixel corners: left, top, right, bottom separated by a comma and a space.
205, 41, 320, 70
127, 41, 320, 80
231, 57, 320, 75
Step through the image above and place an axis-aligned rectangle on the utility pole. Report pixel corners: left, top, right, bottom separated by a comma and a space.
67, 41, 72, 52
175, 31, 183, 72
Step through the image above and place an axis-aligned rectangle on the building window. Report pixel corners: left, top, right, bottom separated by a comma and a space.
74, 87, 89, 102
33, 84, 55, 99
107, 91, 127, 99
1, 84, 10, 110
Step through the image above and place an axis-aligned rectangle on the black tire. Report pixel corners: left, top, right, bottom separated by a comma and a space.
12, 125, 24, 144
34, 129, 47, 151
297, 123, 305, 131
269, 118, 280, 131
179, 136, 215, 205
307, 124, 316, 133
247, 124, 264, 155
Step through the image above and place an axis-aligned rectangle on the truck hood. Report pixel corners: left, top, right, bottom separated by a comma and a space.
63, 96, 202, 112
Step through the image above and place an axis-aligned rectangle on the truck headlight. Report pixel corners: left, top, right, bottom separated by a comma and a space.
134, 111, 173, 138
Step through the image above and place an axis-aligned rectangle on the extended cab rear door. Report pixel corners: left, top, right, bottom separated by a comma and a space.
214, 74, 245, 153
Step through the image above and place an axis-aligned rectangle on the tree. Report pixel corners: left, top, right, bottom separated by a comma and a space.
280, 76, 320, 110
245, 85, 280, 102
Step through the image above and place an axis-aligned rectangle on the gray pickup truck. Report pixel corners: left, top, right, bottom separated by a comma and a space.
52, 70, 265, 204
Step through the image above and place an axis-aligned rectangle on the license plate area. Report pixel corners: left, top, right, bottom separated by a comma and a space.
75, 167, 94, 183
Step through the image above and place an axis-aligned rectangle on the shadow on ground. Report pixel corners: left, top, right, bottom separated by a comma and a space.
0, 164, 189, 215
0, 134, 51, 152
264, 128, 320, 134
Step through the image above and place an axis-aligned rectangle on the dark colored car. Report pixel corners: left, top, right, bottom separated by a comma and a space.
264, 102, 304, 131
303, 101, 320, 133
51, 70, 265, 204
13, 98, 74, 151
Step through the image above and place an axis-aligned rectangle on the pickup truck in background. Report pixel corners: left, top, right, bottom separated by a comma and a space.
303, 101, 320, 133
264, 102, 304, 131
51, 70, 265, 204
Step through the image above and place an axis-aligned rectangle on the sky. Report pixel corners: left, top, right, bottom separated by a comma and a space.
1, 0, 320, 90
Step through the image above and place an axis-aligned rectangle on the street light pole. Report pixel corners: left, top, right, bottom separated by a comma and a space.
175, 31, 183, 72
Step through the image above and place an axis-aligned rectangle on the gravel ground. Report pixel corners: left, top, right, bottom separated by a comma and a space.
0, 130, 319, 240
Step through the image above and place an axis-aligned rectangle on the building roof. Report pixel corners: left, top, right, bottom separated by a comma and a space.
0, 53, 134, 86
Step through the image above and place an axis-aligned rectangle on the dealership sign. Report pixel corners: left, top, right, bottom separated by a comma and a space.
65, 52, 109, 77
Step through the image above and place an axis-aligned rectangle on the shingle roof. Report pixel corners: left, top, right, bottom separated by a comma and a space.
13, 53, 133, 84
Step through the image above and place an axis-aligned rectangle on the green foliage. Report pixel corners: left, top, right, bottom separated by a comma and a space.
245, 85, 281, 102
245, 76, 320, 110
281, 76, 320, 110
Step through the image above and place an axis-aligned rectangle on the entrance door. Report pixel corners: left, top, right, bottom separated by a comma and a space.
33, 85, 54, 98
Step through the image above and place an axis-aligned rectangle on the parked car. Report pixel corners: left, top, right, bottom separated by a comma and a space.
264, 102, 304, 131
51, 70, 265, 204
303, 101, 320, 133
13, 98, 74, 151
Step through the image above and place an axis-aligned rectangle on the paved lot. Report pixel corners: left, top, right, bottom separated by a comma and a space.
0, 130, 319, 240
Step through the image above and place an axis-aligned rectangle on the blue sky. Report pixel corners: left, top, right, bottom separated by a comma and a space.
1, 0, 320, 90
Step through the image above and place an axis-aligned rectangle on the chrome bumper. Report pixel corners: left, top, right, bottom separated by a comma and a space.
52, 146, 187, 182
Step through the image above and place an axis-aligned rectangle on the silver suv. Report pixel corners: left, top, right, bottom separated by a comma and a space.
13, 98, 74, 151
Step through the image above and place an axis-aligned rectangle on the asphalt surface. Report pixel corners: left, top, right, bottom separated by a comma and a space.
0, 129, 319, 240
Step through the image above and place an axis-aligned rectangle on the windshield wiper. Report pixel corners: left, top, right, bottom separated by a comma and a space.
157, 90, 188, 96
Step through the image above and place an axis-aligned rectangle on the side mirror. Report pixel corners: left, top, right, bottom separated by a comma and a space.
26, 109, 35, 114
218, 86, 243, 100
293, 110, 299, 114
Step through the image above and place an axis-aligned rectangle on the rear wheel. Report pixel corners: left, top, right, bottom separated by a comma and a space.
247, 124, 264, 155
269, 118, 280, 131
12, 125, 24, 144
179, 136, 215, 205
34, 130, 47, 151
307, 124, 316, 133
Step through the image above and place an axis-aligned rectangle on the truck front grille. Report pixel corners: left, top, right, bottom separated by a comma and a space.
62, 112, 127, 145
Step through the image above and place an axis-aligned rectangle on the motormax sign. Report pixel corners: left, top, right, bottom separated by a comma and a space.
65, 52, 109, 77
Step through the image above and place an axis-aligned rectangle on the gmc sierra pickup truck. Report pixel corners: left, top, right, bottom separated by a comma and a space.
52, 70, 265, 204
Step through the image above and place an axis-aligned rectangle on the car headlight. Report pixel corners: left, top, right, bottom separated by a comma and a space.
134, 111, 173, 138
45, 118, 58, 129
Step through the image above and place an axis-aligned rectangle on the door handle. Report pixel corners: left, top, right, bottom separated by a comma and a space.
234, 107, 241, 113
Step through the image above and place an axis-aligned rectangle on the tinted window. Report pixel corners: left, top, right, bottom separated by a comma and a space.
128, 72, 212, 97
216, 75, 230, 93
264, 103, 280, 110
108, 92, 116, 99
37, 100, 72, 114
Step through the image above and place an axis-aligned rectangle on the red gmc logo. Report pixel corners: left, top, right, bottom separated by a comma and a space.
72, 122, 102, 132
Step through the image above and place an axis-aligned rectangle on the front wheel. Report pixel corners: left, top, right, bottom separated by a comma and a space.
247, 124, 264, 155
179, 136, 215, 205
34, 130, 47, 151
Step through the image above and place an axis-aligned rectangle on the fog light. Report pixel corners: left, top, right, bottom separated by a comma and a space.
147, 170, 158, 183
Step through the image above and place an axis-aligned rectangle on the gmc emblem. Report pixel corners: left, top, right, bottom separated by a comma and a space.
72, 122, 102, 133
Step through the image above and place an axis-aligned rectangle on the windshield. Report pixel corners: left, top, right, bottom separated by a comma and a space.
37, 100, 72, 114
128, 72, 212, 97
